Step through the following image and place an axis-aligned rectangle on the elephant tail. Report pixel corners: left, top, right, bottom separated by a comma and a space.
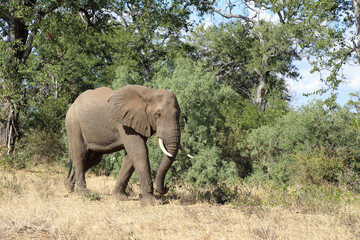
67, 158, 73, 179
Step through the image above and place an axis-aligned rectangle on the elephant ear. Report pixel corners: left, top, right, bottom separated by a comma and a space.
108, 87, 151, 137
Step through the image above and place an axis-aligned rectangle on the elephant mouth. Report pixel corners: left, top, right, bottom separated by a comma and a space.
158, 138, 193, 158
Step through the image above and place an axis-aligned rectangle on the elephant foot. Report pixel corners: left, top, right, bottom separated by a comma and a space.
157, 186, 169, 195
114, 191, 129, 201
64, 179, 75, 193
140, 194, 156, 206
75, 185, 90, 195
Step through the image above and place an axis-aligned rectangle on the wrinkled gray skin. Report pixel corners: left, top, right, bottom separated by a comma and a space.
64, 85, 182, 205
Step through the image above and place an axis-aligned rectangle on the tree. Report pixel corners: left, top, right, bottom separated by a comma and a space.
0, 0, 65, 154
109, 0, 212, 80
188, 22, 257, 97
207, 0, 300, 111
0, 0, 209, 157
0, 0, 117, 156
208, 0, 360, 104
294, 0, 358, 96
188, 21, 293, 104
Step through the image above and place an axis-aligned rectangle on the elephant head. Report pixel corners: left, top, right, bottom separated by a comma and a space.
108, 85, 192, 194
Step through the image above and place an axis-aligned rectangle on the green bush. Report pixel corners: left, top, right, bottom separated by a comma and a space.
15, 128, 65, 167
293, 147, 347, 185
151, 57, 238, 186
247, 100, 360, 188
90, 151, 125, 177
10, 95, 69, 166
218, 90, 289, 178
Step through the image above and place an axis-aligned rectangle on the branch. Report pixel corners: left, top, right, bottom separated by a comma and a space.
351, 39, 360, 62
38, 1, 63, 16
211, 7, 257, 25
20, 28, 37, 64
108, 2, 130, 29
277, 11, 284, 24
78, 11, 89, 29
21, 1, 62, 64
78, 8, 94, 29
297, 53, 312, 65
0, 5, 10, 22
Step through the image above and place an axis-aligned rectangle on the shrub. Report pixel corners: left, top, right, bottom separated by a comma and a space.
247, 100, 360, 188
293, 147, 347, 185
151, 57, 238, 186
24, 129, 64, 162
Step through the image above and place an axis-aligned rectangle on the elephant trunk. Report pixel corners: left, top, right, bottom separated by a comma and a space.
155, 130, 180, 194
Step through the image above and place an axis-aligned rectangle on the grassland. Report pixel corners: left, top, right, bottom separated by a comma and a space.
1, 164, 359, 240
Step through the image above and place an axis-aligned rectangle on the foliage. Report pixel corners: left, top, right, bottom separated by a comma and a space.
188, 20, 296, 108
0, 0, 359, 202
17, 129, 65, 165
294, 147, 349, 185
111, 66, 144, 89
0, 0, 207, 157
208, 2, 302, 109
109, 0, 212, 80
293, 0, 356, 95
187, 22, 257, 95
247, 100, 360, 190
91, 151, 125, 177
217, 90, 290, 178
150, 57, 238, 186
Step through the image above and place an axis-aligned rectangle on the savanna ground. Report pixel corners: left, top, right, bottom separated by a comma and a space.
1, 164, 360, 240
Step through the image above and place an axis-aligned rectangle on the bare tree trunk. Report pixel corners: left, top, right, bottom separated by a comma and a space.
0, 101, 19, 155
353, 0, 360, 62
0, 4, 27, 155
255, 75, 267, 112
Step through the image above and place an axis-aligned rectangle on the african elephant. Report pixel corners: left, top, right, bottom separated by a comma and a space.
64, 85, 192, 205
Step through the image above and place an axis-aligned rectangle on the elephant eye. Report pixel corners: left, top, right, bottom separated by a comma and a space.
155, 111, 161, 118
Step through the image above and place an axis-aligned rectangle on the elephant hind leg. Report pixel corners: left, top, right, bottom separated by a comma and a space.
64, 167, 75, 193
66, 121, 89, 193
74, 151, 103, 194
64, 152, 102, 193
114, 154, 135, 200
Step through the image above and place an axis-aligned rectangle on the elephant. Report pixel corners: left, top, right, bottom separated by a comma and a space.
63, 85, 193, 205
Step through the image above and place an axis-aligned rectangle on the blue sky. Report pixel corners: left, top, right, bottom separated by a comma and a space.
287, 59, 360, 107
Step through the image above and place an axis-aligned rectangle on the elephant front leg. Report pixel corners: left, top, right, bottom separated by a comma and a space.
134, 156, 155, 205
114, 154, 135, 200
126, 150, 155, 205
121, 129, 155, 205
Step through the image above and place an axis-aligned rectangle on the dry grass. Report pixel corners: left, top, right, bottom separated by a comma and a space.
1, 165, 360, 240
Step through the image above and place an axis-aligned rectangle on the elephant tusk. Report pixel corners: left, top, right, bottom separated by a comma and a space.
180, 144, 194, 159
159, 138, 173, 157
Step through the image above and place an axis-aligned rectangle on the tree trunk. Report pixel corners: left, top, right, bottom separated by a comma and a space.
0, 4, 28, 155
255, 75, 267, 112
0, 1, 61, 155
0, 102, 19, 154
353, 0, 360, 62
